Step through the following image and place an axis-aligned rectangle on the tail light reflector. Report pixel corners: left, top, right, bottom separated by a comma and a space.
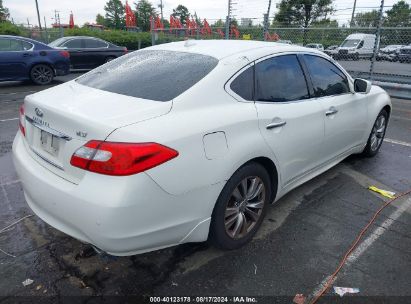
19, 104, 25, 136
70, 141, 178, 176
123, 47, 128, 54
59, 51, 70, 58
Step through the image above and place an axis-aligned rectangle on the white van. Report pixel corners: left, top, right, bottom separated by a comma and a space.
336, 33, 377, 60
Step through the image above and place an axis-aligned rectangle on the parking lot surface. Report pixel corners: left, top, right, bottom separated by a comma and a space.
0, 76, 410, 302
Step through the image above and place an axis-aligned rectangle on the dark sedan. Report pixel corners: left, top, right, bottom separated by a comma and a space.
49, 36, 127, 70
0, 35, 70, 85
397, 46, 411, 63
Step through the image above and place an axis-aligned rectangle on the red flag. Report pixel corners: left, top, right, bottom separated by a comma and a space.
217, 28, 224, 38
155, 16, 163, 29
125, 1, 136, 27
69, 12, 74, 29
202, 18, 211, 36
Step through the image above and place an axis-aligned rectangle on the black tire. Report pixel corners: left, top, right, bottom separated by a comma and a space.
208, 162, 272, 250
362, 109, 388, 157
30, 64, 54, 85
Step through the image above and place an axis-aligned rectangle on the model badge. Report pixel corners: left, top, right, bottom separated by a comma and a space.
35, 107, 43, 117
76, 131, 88, 138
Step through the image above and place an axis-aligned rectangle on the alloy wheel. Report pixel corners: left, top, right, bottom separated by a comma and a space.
224, 176, 265, 239
370, 114, 386, 152
31, 65, 53, 85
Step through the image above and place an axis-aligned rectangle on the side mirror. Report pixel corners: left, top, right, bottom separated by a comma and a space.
354, 78, 371, 94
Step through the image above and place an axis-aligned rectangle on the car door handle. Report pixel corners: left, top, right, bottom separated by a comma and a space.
266, 120, 287, 130
22, 53, 31, 57
325, 107, 338, 116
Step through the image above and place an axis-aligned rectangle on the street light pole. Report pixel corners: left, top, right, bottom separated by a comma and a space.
34, 0, 42, 29
350, 0, 357, 27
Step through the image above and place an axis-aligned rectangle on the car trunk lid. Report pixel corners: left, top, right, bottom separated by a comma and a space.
22, 81, 172, 184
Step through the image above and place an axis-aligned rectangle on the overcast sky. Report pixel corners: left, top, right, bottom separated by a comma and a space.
5, 0, 399, 27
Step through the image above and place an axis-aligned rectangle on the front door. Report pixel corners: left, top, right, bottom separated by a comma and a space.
302, 54, 367, 161
254, 54, 325, 187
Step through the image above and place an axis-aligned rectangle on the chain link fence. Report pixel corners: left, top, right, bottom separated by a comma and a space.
151, 25, 410, 86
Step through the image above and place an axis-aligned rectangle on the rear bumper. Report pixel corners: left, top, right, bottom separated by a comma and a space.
12, 132, 219, 255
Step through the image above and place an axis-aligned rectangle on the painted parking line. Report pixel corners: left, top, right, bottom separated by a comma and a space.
308, 196, 411, 302
0, 117, 18, 122
0, 90, 36, 96
384, 138, 411, 147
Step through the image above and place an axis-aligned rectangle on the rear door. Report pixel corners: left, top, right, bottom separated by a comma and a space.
302, 54, 367, 162
253, 54, 325, 188
83, 38, 109, 68
0, 38, 32, 80
63, 38, 85, 69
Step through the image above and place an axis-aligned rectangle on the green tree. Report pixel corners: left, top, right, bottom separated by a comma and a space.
351, 10, 379, 27
134, 0, 157, 31
385, 0, 411, 27
96, 14, 107, 26
104, 0, 125, 29
193, 12, 201, 25
0, 0, 10, 22
172, 5, 190, 26
213, 19, 225, 27
274, 0, 335, 28
311, 18, 338, 27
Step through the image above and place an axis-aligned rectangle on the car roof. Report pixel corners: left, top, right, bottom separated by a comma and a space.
0, 35, 50, 47
62, 36, 106, 40
149, 40, 322, 60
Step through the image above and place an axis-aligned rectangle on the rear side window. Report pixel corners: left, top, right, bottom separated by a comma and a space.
255, 55, 309, 102
304, 55, 350, 97
230, 66, 254, 101
85, 39, 107, 48
64, 39, 83, 49
0, 39, 31, 51
77, 50, 219, 101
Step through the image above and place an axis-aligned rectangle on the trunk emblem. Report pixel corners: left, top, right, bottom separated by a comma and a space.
35, 107, 43, 117
76, 131, 88, 138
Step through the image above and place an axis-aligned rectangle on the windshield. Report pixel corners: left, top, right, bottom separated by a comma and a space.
76, 50, 219, 101
48, 38, 67, 47
341, 39, 361, 48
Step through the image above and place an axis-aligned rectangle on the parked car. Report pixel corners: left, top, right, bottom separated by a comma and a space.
49, 36, 127, 70
397, 45, 411, 63
305, 43, 324, 51
335, 33, 377, 60
277, 40, 292, 44
0, 35, 70, 85
324, 45, 338, 57
376, 45, 403, 61
13, 40, 391, 255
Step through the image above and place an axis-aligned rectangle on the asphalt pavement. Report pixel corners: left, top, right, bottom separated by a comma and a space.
0, 76, 410, 303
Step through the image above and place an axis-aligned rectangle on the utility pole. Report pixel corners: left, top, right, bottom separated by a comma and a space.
263, 0, 272, 40
158, 0, 163, 23
34, 0, 42, 29
370, 0, 384, 80
225, 0, 236, 39
350, 0, 357, 27
44, 16, 49, 43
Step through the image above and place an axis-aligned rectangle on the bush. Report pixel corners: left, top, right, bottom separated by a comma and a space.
0, 21, 25, 36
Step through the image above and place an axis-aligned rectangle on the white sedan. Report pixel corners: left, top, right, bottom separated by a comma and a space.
13, 40, 391, 255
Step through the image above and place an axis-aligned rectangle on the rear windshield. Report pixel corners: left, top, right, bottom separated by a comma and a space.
76, 50, 219, 101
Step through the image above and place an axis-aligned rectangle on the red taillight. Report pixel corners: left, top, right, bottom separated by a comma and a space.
19, 104, 25, 136
59, 51, 70, 58
123, 47, 128, 54
70, 141, 178, 176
